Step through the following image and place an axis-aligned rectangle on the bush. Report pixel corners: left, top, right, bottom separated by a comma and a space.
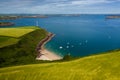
63, 54, 72, 61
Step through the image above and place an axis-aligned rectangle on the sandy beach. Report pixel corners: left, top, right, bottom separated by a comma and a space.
36, 33, 62, 61
36, 49, 62, 61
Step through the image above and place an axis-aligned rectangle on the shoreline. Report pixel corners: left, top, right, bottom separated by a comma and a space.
36, 32, 62, 61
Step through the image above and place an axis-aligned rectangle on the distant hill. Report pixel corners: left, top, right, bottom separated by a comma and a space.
0, 49, 120, 80
106, 15, 120, 19
0, 26, 47, 67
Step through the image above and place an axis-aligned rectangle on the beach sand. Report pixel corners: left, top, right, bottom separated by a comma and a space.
36, 49, 62, 61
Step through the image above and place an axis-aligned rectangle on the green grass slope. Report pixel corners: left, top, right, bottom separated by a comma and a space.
0, 26, 47, 67
0, 37, 19, 48
0, 27, 36, 38
0, 50, 120, 80
0, 26, 40, 48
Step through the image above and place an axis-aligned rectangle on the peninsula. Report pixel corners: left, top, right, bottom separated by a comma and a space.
0, 26, 61, 67
0, 22, 14, 27
0, 16, 19, 20
0, 15, 48, 20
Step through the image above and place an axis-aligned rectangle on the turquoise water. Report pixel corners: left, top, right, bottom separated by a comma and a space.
1, 14, 120, 57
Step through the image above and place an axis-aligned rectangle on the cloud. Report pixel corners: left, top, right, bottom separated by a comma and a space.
0, 0, 120, 14
71, 0, 114, 5
0, 0, 34, 8
55, 0, 117, 7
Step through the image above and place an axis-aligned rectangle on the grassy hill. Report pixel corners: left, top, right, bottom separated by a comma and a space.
0, 26, 47, 67
0, 27, 40, 48
0, 50, 120, 80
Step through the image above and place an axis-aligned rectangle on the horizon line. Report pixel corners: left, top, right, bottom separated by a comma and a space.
0, 13, 120, 15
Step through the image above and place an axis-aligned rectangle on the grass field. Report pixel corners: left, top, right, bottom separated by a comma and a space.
0, 27, 37, 38
0, 50, 120, 80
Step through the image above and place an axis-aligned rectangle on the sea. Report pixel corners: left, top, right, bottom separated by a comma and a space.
1, 14, 120, 57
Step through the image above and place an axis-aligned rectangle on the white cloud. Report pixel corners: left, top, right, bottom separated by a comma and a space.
71, 0, 113, 5
0, 0, 119, 14
58, 0, 116, 6
50, 0, 116, 7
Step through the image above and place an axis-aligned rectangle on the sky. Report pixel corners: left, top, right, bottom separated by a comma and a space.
0, 0, 120, 14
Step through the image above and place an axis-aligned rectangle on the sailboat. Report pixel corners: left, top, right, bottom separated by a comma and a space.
36, 20, 39, 26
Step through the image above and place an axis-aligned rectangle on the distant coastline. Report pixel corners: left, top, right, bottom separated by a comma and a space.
36, 33, 62, 61
0, 15, 48, 20
106, 15, 120, 19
